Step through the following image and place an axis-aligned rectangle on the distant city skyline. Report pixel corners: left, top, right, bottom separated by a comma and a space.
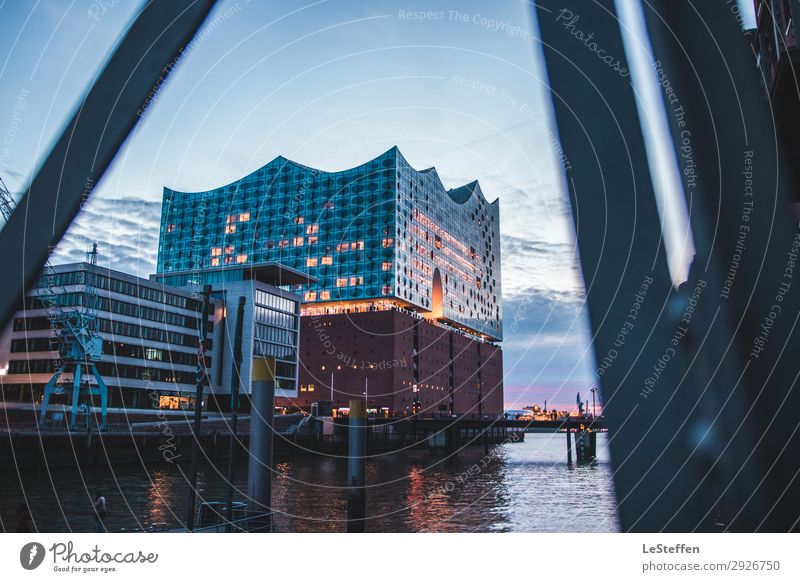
0, 0, 755, 408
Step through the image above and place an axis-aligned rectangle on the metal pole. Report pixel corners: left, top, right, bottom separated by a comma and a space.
248, 357, 276, 531
225, 296, 246, 532
347, 399, 367, 532
186, 284, 212, 531
330, 372, 334, 402
566, 416, 572, 465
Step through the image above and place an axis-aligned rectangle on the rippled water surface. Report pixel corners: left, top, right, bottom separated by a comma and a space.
1, 433, 619, 532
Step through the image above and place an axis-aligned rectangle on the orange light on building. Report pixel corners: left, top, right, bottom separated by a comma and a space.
307, 257, 318, 267
382, 238, 394, 248
336, 278, 347, 287
211, 247, 222, 256
236, 254, 248, 264
211, 258, 220, 266
308, 236, 318, 244
239, 212, 250, 222
306, 224, 319, 234
293, 237, 304, 246
381, 262, 392, 271
321, 256, 333, 265
225, 225, 236, 234
304, 291, 317, 301
224, 245, 234, 254
320, 291, 330, 300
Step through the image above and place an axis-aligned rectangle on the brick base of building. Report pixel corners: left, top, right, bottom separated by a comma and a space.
276, 309, 503, 417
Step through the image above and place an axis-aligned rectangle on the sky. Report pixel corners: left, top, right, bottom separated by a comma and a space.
0, 0, 755, 409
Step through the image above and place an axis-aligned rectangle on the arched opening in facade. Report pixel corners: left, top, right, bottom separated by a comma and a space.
429, 267, 444, 319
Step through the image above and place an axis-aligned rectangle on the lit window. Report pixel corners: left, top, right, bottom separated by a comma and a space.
239, 212, 250, 222
224, 246, 234, 254
293, 217, 305, 224
308, 236, 318, 245
293, 237, 304, 246
225, 225, 236, 234
382, 238, 394, 248
300, 385, 307, 392
321, 256, 333, 266
225, 256, 233, 264
320, 291, 330, 300
211, 258, 220, 266
211, 247, 222, 256
336, 278, 347, 287
306, 224, 319, 234
306, 258, 318, 267
226, 215, 236, 224
278, 240, 289, 248
337, 243, 348, 252
382, 285, 392, 295
236, 254, 248, 264
166, 224, 176, 232
307, 384, 315, 392
304, 291, 317, 301
349, 276, 362, 286
350, 241, 365, 251
381, 262, 391, 271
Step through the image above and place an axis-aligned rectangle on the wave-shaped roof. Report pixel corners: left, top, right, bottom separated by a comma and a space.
167, 146, 498, 207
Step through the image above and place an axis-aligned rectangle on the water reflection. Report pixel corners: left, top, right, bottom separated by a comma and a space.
0, 434, 619, 533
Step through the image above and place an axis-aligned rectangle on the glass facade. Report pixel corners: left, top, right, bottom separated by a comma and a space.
157, 147, 502, 340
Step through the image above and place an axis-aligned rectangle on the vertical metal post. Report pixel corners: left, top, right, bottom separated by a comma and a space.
565, 416, 572, 465
225, 296, 246, 532
186, 284, 212, 531
248, 357, 276, 530
347, 399, 367, 532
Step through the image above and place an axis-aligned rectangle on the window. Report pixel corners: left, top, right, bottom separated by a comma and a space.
211, 258, 220, 266
293, 237, 304, 246
278, 240, 289, 248
381, 262, 391, 271
166, 224, 176, 232
225, 225, 236, 234
226, 215, 236, 224
336, 278, 347, 287
351, 241, 364, 250
321, 256, 333, 265
211, 247, 222, 256
307, 384, 315, 392
382, 285, 392, 295
306, 258, 318, 267
239, 212, 250, 222
320, 291, 330, 300
224, 246, 234, 254
293, 216, 305, 224
349, 276, 363, 286
381, 238, 394, 248
236, 254, 248, 264
304, 291, 316, 301
306, 224, 319, 234
307, 236, 318, 245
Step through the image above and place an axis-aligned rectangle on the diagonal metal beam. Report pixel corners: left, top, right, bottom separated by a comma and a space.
533, 0, 742, 531
644, 0, 800, 532
0, 0, 217, 330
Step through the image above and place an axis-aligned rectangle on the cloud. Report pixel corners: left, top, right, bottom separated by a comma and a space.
501, 285, 597, 409
51, 196, 162, 277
